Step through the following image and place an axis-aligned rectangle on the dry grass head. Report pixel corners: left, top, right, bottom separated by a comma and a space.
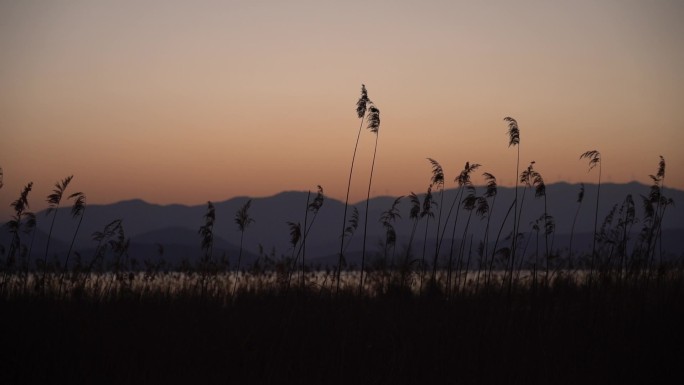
69, 192, 87, 218
421, 186, 436, 219
356, 84, 370, 119
427, 158, 444, 188
456, 162, 481, 187
287, 221, 301, 247
580, 150, 601, 171
367, 104, 380, 134
409, 192, 421, 220
308, 185, 325, 214
11, 182, 33, 215
345, 207, 360, 237
235, 199, 255, 232
503, 117, 520, 147
46, 175, 73, 214
483, 172, 498, 198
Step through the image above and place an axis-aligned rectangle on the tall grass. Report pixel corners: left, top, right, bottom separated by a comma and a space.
427, 158, 445, 281
233, 199, 254, 295
359, 103, 381, 293
59, 192, 86, 295
568, 183, 584, 259
6, 182, 33, 270
43, 176, 73, 277
580, 150, 601, 281
337, 85, 371, 293
504, 117, 521, 283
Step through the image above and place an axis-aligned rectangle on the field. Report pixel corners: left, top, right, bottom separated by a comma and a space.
1, 268, 683, 384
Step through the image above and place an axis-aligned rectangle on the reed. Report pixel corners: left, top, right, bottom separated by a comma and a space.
419, 186, 435, 293
41, 175, 73, 290
504, 117, 521, 284
445, 163, 480, 291
359, 102, 381, 294
568, 183, 585, 259
59, 192, 86, 296
481, 172, 498, 284
233, 199, 254, 295
427, 158, 445, 280
580, 150, 601, 282
6, 182, 33, 271
337, 85, 371, 293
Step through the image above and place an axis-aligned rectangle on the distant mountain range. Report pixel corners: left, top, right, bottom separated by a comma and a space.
2, 182, 682, 268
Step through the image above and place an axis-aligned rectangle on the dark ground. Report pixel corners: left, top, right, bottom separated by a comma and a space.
2, 278, 684, 385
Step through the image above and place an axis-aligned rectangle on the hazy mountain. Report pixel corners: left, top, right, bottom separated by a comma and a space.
2, 182, 682, 268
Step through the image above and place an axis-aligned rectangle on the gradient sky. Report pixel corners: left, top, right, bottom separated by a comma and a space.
1, 0, 683, 219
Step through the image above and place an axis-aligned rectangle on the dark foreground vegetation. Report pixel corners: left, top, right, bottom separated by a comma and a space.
1, 269, 684, 384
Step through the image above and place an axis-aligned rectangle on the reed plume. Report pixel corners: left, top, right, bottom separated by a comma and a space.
299, 185, 325, 286
482, 172, 498, 284
287, 186, 325, 288
427, 158, 445, 279
580, 150, 601, 279
404, 192, 421, 263
504, 117, 521, 287
359, 102, 381, 294
645, 156, 665, 262
286, 221, 302, 289
199, 201, 215, 262
337, 85, 371, 293
419, 186, 436, 293
233, 199, 254, 296
342, 206, 360, 259
6, 183, 33, 276
44, 175, 73, 282
59, 192, 86, 296
380, 196, 403, 264
444, 162, 480, 289
568, 183, 585, 259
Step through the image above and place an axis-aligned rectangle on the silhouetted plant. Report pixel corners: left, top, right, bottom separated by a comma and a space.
59, 192, 86, 295
233, 199, 254, 295
580, 150, 601, 280
568, 183, 585, 259
427, 158, 445, 276
644, 156, 667, 264
419, 186, 435, 293
6, 182, 33, 270
87, 219, 123, 277
199, 201, 215, 263
504, 117, 521, 281
530, 165, 553, 281
454, 189, 483, 294
297, 185, 325, 287
286, 221, 301, 289
405, 192, 421, 258
43, 175, 73, 287
617, 194, 636, 278
445, 162, 480, 289
337, 84, 371, 293
480, 172, 500, 285
342, 206, 360, 255
360, 102, 381, 294
380, 196, 403, 265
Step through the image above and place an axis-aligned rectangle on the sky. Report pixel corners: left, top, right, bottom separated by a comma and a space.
1, 0, 683, 220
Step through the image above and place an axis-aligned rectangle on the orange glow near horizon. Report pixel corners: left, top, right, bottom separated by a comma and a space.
1, 1, 683, 219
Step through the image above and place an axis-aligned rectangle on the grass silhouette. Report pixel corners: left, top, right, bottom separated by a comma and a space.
580, 150, 601, 282
337, 85, 371, 293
